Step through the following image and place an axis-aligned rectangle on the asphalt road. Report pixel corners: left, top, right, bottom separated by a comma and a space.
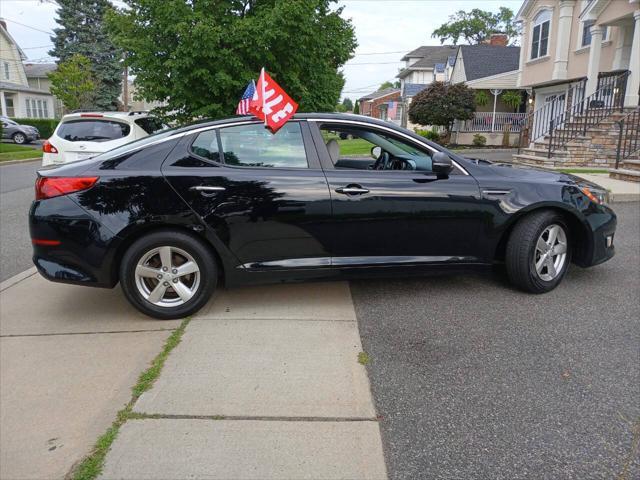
351, 202, 640, 480
0, 160, 41, 282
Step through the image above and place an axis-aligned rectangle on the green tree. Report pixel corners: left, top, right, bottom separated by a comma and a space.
335, 103, 347, 113
342, 97, 353, 111
408, 81, 475, 134
107, 0, 357, 123
432, 7, 518, 45
49, 0, 122, 110
378, 80, 400, 91
48, 54, 96, 112
353, 99, 360, 114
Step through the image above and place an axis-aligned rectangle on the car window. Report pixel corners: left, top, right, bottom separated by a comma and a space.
135, 117, 167, 135
57, 120, 131, 142
218, 122, 308, 168
190, 130, 220, 162
320, 125, 433, 172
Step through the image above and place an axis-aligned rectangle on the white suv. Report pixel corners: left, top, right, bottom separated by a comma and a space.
42, 111, 166, 166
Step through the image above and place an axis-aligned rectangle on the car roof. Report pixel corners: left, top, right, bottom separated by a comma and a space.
167, 112, 406, 136
60, 111, 152, 122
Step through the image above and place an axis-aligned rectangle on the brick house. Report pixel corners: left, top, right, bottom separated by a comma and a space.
357, 87, 402, 124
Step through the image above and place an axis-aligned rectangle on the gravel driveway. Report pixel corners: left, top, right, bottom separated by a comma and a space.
351, 202, 639, 480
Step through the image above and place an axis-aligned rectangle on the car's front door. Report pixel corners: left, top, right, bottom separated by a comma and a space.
309, 121, 485, 267
162, 120, 334, 270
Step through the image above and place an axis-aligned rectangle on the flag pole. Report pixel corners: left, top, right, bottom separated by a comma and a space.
260, 67, 267, 127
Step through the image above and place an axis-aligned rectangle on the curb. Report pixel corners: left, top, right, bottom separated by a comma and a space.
0, 267, 38, 292
610, 193, 640, 203
0, 158, 42, 166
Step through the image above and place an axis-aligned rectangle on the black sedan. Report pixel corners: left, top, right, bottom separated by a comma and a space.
30, 114, 616, 319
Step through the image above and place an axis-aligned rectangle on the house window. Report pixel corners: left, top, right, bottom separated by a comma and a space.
5, 97, 15, 117
36, 99, 44, 118
3, 62, 9, 80
530, 10, 551, 59
25, 99, 32, 117
581, 20, 607, 47
42, 100, 49, 118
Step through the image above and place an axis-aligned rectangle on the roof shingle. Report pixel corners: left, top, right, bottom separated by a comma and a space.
460, 45, 520, 80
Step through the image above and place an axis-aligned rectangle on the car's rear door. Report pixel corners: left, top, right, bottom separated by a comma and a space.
309, 120, 486, 267
162, 120, 334, 270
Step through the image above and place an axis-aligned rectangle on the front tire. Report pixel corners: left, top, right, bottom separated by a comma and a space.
120, 230, 217, 319
12, 133, 26, 144
506, 210, 571, 293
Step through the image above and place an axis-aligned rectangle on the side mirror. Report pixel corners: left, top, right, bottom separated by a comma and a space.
371, 146, 382, 159
432, 152, 454, 176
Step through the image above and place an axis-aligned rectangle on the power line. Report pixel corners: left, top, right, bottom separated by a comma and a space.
3, 18, 54, 35
344, 61, 403, 66
353, 49, 407, 56
21, 44, 54, 50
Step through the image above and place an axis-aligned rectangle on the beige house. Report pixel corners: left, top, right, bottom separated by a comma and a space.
23, 63, 64, 118
514, 0, 640, 180
517, 0, 639, 108
0, 19, 56, 119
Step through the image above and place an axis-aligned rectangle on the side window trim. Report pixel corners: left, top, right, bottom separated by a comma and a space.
187, 129, 223, 165
307, 120, 468, 175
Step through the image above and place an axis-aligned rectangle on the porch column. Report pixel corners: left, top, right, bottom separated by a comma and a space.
585, 25, 604, 96
624, 10, 640, 106
0, 91, 6, 117
552, 0, 576, 80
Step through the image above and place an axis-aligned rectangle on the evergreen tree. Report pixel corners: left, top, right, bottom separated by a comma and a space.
353, 99, 359, 114
342, 97, 353, 111
50, 0, 122, 110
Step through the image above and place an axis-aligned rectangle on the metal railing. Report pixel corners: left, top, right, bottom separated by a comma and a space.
615, 107, 640, 169
517, 80, 587, 153
458, 112, 527, 132
546, 70, 629, 157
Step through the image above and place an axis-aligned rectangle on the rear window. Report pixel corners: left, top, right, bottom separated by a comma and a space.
135, 117, 167, 134
57, 120, 131, 142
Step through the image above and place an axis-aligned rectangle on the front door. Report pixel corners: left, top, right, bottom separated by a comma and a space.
309, 121, 484, 267
162, 121, 334, 270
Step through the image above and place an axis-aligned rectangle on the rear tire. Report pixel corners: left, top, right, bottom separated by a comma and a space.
120, 230, 217, 319
506, 210, 571, 293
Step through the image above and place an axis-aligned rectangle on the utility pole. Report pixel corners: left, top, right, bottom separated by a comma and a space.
122, 54, 129, 112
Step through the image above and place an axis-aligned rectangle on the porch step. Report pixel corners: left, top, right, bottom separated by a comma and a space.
523, 147, 570, 157
620, 159, 640, 171
511, 153, 559, 167
608, 168, 640, 183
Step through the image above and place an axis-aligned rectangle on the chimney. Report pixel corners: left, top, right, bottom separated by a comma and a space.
0, 18, 7, 31
488, 33, 508, 46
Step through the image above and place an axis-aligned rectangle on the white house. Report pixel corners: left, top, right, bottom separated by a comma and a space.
0, 19, 56, 119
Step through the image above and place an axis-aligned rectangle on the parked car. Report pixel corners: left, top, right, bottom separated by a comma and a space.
30, 113, 616, 319
1, 116, 40, 144
42, 111, 166, 166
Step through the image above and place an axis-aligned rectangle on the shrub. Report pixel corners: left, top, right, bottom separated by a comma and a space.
10, 118, 60, 138
408, 81, 475, 134
472, 134, 487, 146
415, 128, 440, 142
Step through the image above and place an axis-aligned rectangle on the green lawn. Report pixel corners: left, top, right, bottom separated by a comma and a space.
0, 143, 42, 162
558, 168, 608, 174
322, 132, 373, 157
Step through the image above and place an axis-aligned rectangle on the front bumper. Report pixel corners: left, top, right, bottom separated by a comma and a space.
30, 194, 120, 288
579, 205, 617, 267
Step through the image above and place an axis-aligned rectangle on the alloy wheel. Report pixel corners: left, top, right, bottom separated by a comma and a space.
134, 246, 200, 307
533, 224, 568, 281
13, 133, 25, 144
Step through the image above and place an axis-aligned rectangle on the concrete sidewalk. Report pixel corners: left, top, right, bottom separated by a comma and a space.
0, 272, 181, 480
100, 282, 387, 479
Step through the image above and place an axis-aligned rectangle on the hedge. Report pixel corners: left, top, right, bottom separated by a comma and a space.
10, 118, 60, 138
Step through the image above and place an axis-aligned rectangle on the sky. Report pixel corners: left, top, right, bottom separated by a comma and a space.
1, 0, 523, 101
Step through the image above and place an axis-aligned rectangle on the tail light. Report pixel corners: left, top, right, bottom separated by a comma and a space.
35, 177, 99, 200
42, 140, 58, 154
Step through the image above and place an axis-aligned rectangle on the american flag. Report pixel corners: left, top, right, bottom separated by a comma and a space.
236, 80, 256, 115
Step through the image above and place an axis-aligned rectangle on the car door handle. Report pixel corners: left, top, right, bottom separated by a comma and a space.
190, 186, 226, 192
190, 186, 226, 197
335, 186, 370, 195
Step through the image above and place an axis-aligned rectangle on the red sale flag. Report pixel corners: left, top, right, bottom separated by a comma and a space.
249, 68, 298, 133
